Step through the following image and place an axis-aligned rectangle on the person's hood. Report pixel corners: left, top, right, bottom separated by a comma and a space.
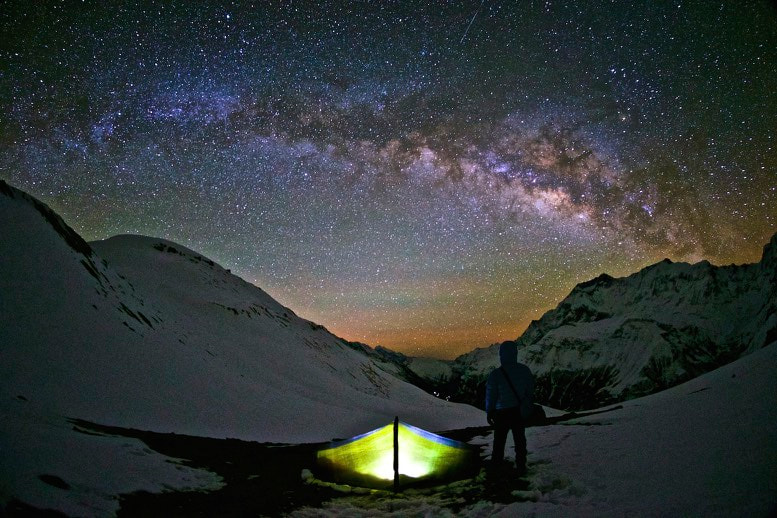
499, 341, 518, 366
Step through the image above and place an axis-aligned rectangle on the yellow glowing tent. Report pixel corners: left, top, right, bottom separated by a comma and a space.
316, 417, 480, 490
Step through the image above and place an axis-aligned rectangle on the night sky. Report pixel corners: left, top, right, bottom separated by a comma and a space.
2, 1, 776, 358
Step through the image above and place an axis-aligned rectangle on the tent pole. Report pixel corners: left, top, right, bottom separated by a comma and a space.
393, 416, 399, 492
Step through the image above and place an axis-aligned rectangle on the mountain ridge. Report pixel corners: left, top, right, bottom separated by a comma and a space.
396, 232, 776, 410
0, 179, 482, 444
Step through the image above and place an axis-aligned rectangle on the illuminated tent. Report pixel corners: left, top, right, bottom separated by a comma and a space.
316, 417, 480, 490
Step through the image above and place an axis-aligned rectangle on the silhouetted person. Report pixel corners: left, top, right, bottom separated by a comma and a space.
485, 340, 534, 475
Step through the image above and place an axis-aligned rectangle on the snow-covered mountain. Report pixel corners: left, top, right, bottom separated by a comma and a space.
0, 180, 483, 440
400, 235, 777, 410
0, 180, 482, 513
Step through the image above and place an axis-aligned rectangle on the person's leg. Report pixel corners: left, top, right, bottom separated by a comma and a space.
510, 410, 527, 473
491, 411, 509, 464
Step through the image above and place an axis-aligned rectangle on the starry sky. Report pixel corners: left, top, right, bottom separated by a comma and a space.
2, 1, 776, 358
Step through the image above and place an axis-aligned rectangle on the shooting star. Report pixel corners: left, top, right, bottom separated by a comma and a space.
460, 0, 485, 44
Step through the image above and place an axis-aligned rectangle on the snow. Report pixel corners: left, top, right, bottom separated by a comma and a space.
500, 340, 777, 516
0, 399, 222, 516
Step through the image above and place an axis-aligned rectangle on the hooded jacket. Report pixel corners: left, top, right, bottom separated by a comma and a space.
485, 341, 534, 419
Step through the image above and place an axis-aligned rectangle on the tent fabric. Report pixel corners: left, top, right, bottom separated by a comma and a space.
316, 420, 479, 489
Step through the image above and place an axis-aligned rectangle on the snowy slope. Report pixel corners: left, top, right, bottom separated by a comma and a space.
407, 235, 777, 410
87, 233, 483, 438
1, 398, 223, 516
0, 181, 482, 513
497, 339, 777, 517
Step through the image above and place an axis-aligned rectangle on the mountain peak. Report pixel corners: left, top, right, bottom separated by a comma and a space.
1, 179, 93, 257
576, 273, 615, 290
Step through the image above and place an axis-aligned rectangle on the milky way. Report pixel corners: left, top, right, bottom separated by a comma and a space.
2, 1, 776, 357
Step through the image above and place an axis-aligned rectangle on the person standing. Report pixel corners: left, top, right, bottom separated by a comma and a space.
485, 340, 534, 475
